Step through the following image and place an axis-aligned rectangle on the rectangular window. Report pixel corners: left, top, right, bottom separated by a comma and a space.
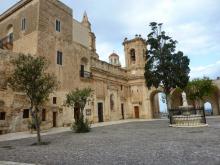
42, 109, 46, 121
21, 18, 26, 31
53, 97, 57, 104
55, 19, 61, 32
23, 109, 29, 119
57, 51, 63, 65
0, 112, 6, 120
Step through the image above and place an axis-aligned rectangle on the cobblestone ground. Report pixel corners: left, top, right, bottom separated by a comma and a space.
1, 118, 220, 165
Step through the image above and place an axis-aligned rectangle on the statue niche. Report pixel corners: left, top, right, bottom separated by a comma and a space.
110, 94, 115, 111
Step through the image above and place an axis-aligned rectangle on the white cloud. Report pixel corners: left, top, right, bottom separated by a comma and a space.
190, 61, 220, 79
96, 42, 113, 62
64, 0, 220, 77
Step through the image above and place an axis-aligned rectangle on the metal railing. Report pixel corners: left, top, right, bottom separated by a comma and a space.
80, 70, 92, 78
169, 107, 206, 125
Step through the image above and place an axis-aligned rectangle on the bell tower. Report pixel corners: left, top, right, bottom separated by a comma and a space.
123, 35, 147, 75
123, 35, 149, 119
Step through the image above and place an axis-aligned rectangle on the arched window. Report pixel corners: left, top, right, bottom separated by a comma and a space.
130, 49, 136, 64
81, 57, 88, 69
110, 94, 114, 111
80, 57, 91, 78
7, 24, 13, 35
3, 24, 13, 47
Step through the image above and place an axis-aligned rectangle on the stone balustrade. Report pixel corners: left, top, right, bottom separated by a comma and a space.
91, 57, 127, 77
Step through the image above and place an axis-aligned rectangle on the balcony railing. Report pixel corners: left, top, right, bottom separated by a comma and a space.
0, 33, 13, 50
80, 70, 92, 78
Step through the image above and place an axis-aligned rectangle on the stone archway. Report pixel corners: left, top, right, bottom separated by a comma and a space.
149, 88, 185, 119
203, 96, 219, 116
204, 102, 213, 116
149, 89, 167, 119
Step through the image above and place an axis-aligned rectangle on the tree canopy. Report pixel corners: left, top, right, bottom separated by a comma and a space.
185, 77, 217, 106
66, 88, 93, 133
145, 22, 190, 96
8, 54, 58, 144
66, 88, 93, 112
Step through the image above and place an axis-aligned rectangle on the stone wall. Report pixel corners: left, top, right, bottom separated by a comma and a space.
72, 19, 90, 48
0, 0, 39, 55
91, 57, 127, 78
38, 0, 73, 43
0, 0, 39, 41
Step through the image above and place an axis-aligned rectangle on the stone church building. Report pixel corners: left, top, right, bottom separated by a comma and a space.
0, 0, 219, 134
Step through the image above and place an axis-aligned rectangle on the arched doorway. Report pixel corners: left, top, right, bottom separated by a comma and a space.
150, 91, 168, 119
204, 102, 213, 116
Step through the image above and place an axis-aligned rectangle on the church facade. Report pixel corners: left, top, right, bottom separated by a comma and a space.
0, 0, 219, 134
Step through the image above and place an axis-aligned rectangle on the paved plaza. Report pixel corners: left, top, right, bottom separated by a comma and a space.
1, 117, 220, 165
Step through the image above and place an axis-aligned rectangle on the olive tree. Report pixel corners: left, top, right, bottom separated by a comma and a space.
8, 54, 57, 144
66, 88, 92, 133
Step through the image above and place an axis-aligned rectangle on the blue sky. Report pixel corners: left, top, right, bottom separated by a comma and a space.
1, 0, 220, 79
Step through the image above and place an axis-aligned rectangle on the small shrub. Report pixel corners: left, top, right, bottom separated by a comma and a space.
71, 115, 91, 133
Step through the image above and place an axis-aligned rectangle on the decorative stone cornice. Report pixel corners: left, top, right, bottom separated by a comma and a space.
122, 36, 147, 45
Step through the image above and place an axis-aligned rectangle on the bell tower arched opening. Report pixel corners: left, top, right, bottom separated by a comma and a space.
130, 49, 136, 64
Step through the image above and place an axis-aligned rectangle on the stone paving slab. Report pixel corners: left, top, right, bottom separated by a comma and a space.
0, 117, 220, 165
0, 118, 165, 142
0, 161, 36, 165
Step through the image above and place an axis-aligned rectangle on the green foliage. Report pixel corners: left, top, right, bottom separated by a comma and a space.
145, 22, 190, 95
8, 54, 58, 106
66, 88, 92, 133
185, 77, 217, 103
66, 88, 92, 111
8, 54, 58, 144
71, 115, 91, 133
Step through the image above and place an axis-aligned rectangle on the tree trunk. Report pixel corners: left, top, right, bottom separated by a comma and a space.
36, 119, 41, 144
165, 94, 172, 124
80, 105, 85, 120
166, 94, 172, 110
35, 107, 41, 144
193, 100, 196, 109
31, 106, 41, 144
